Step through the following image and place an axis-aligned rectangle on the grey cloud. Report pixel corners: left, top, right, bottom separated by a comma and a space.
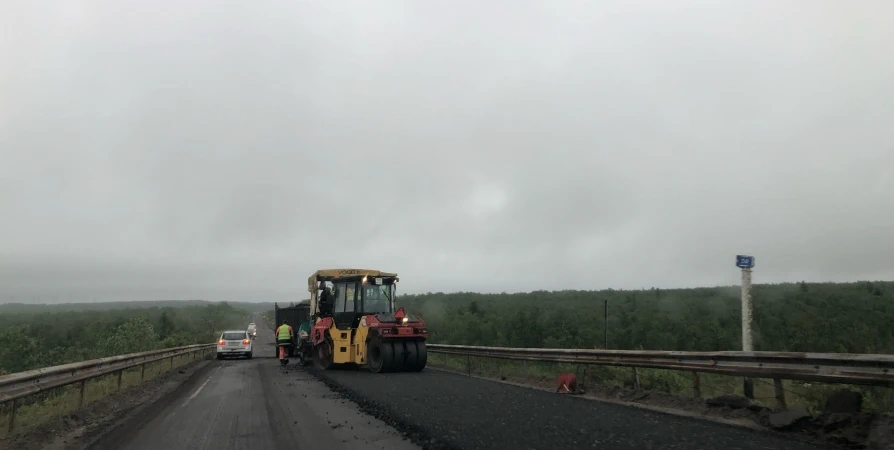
1, 1, 893, 302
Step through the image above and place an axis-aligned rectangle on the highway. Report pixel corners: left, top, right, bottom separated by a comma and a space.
88, 324, 834, 450
90, 326, 417, 450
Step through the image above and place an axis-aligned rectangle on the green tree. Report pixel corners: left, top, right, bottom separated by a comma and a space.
99, 317, 160, 355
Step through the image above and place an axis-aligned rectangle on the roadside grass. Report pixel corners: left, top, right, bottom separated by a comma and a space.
0, 351, 211, 438
428, 353, 894, 414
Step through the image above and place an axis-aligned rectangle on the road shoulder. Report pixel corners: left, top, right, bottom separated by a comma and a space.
0, 358, 214, 450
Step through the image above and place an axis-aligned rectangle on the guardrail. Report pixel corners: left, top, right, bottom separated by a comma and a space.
427, 344, 894, 405
0, 343, 215, 433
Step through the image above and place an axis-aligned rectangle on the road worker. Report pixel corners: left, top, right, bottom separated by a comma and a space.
276, 320, 294, 365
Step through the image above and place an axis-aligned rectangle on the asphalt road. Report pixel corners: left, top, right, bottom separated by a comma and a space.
316, 368, 835, 450
96, 324, 418, 450
87, 318, 836, 450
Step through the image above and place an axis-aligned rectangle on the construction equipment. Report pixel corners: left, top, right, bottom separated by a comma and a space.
273, 301, 313, 365
307, 269, 427, 372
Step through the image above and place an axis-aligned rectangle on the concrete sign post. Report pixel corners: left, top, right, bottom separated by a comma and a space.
736, 255, 755, 398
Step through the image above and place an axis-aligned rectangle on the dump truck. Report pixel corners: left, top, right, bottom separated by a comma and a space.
308, 268, 427, 372
273, 300, 313, 365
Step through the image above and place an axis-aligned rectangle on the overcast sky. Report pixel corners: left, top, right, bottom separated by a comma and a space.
1, 1, 893, 303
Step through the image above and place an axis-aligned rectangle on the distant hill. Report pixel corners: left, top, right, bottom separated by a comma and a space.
0, 300, 275, 314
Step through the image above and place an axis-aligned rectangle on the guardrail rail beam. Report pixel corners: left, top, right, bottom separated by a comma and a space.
0, 343, 215, 434
427, 344, 894, 387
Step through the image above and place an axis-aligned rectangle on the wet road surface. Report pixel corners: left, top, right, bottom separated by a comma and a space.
97, 326, 417, 450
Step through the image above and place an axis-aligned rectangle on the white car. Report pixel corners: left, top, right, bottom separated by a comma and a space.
246, 323, 258, 338
216, 330, 253, 359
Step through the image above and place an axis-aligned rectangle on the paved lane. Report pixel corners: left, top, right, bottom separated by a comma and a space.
317, 368, 838, 450
99, 325, 417, 450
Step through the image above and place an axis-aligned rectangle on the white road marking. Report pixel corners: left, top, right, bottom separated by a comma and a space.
179, 366, 220, 408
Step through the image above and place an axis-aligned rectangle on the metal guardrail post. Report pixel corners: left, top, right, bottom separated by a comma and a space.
140, 363, 146, 382
632, 367, 641, 389
117, 370, 123, 390
692, 372, 701, 398
169, 356, 174, 368
78, 380, 86, 408
774, 378, 786, 408
7, 399, 16, 433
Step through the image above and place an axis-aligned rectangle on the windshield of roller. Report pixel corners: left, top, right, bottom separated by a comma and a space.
361, 284, 392, 313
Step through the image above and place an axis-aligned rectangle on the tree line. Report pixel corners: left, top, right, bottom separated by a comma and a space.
397, 281, 894, 354
0, 302, 249, 375
4, 280, 888, 376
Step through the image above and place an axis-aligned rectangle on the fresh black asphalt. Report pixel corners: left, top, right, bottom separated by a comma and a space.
315, 368, 833, 450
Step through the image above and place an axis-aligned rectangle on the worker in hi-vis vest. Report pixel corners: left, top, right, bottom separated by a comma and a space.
276, 320, 294, 363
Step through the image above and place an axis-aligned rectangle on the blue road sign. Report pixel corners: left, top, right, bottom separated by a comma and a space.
736, 255, 755, 269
